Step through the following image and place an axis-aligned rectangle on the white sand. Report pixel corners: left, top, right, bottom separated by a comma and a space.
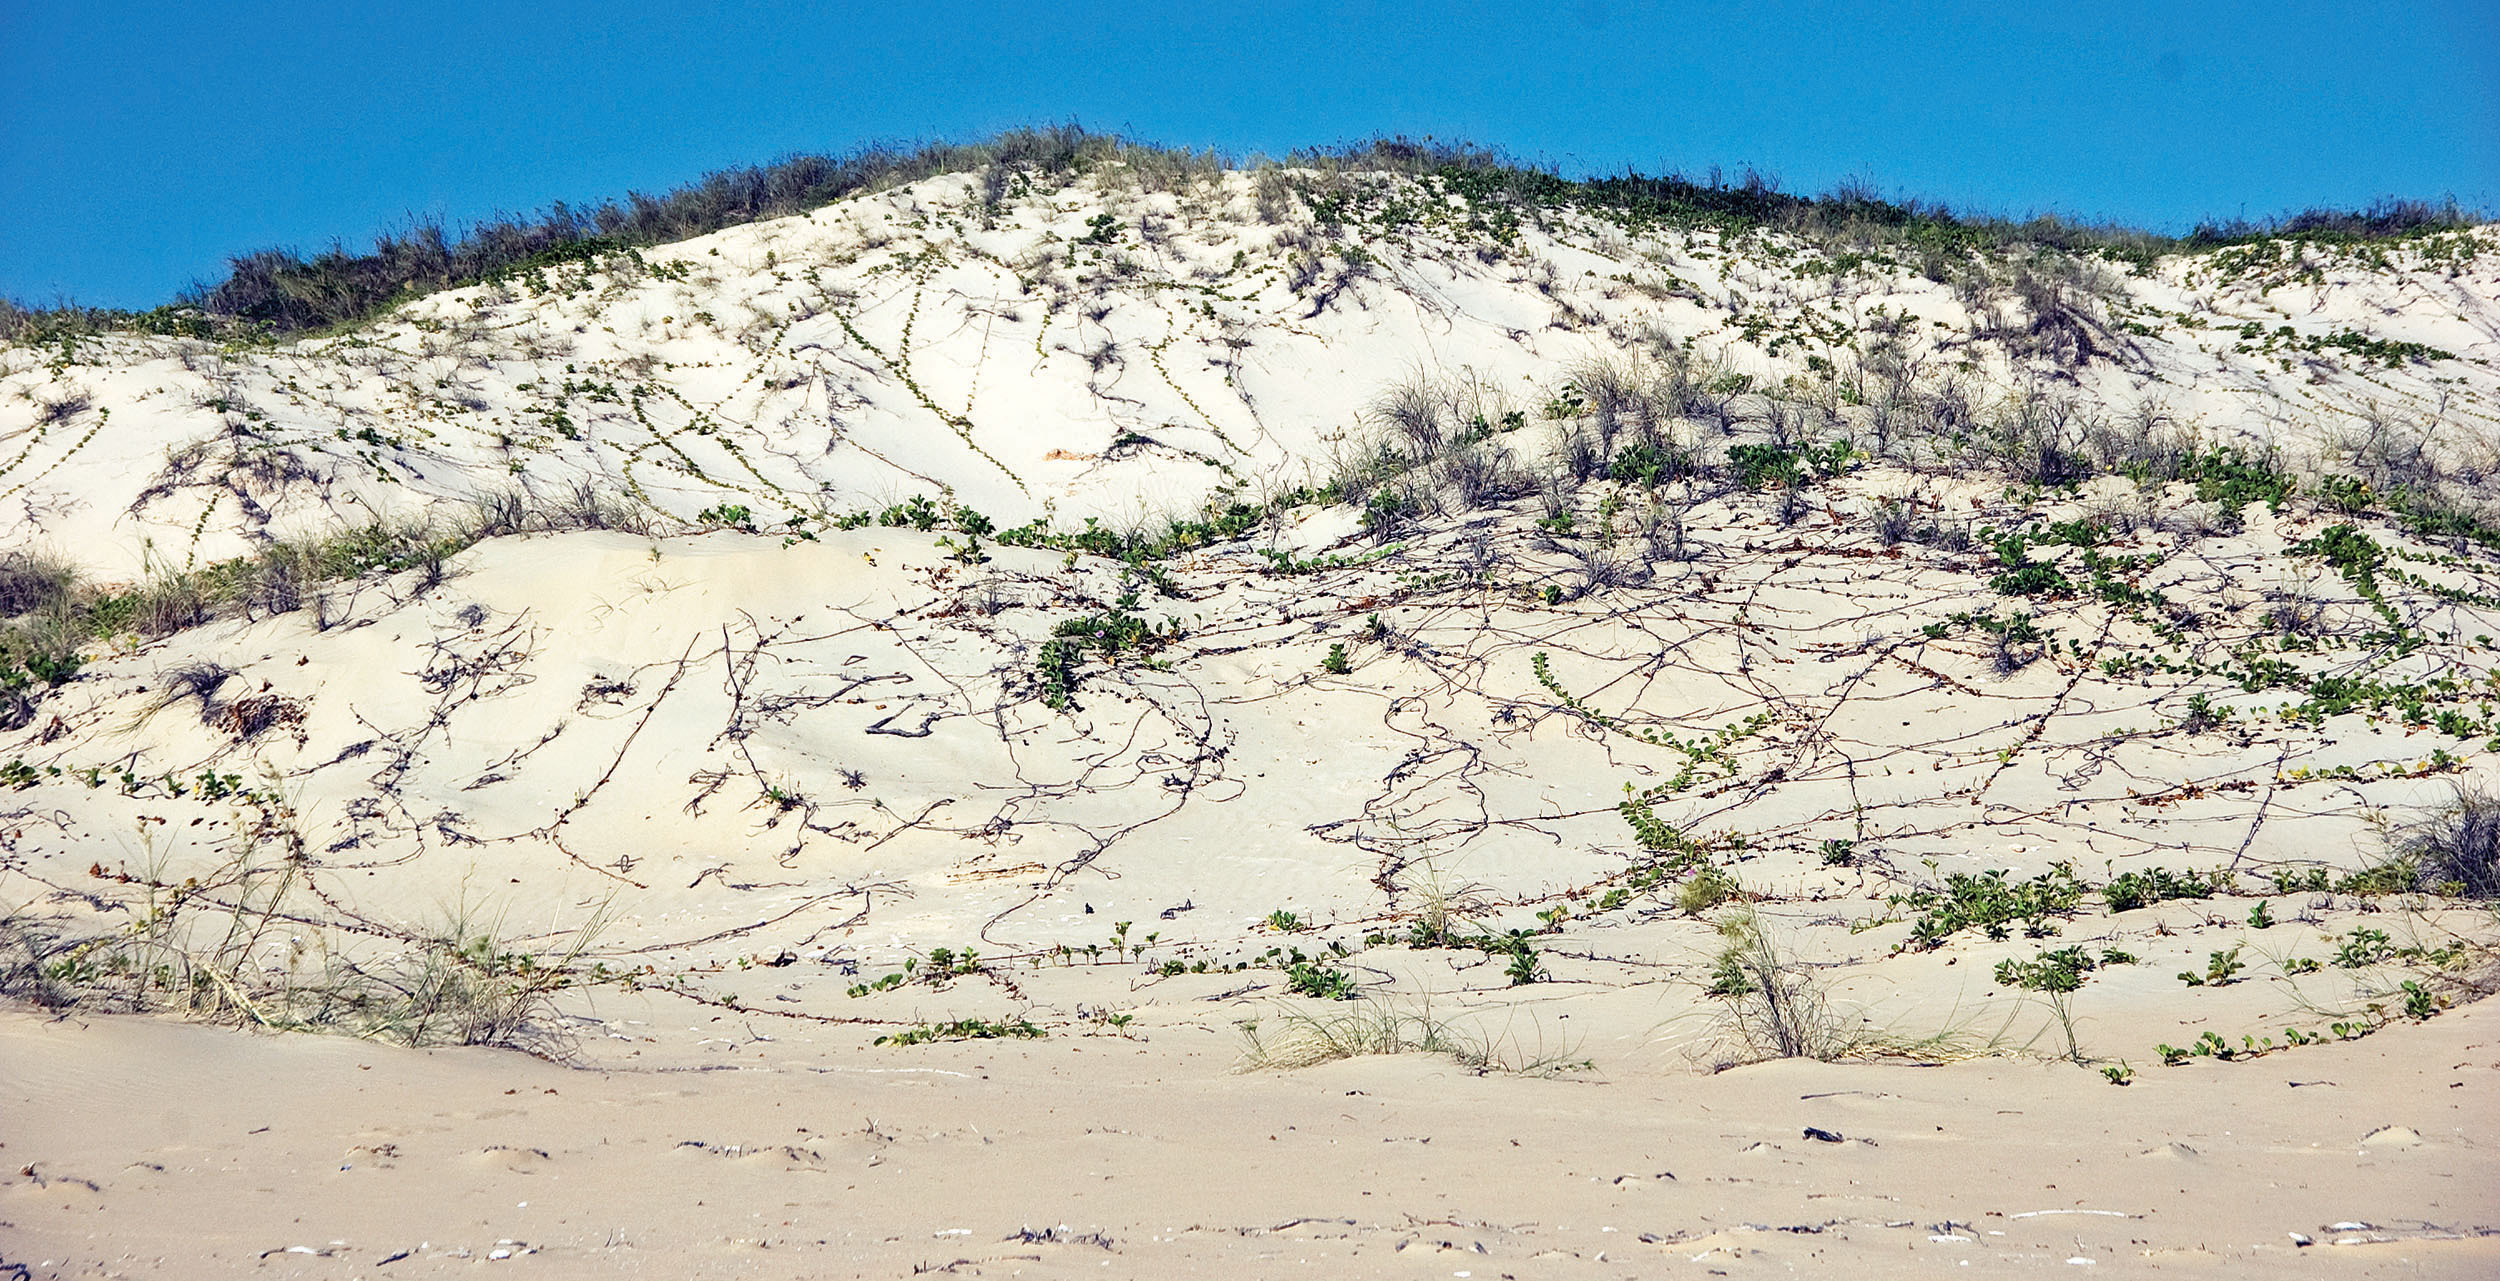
1, 162, 2495, 1276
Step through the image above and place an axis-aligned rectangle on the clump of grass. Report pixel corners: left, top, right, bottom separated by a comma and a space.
1692, 910, 2025, 1068
0, 550, 90, 697
2394, 786, 2500, 898
5, 812, 604, 1054
1675, 863, 1741, 915
1699, 910, 1863, 1063
1235, 996, 1586, 1075
1991, 262, 2123, 369
0, 552, 76, 618
1397, 859, 1495, 947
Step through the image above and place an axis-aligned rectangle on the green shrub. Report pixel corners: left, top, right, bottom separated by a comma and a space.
1034, 592, 1179, 710
875, 1016, 1045, 1046
2103, 866, 2230, 912
1727, 439, 1851, 490
1284, 961, 1357, 1000
1892, 866, 2086, 949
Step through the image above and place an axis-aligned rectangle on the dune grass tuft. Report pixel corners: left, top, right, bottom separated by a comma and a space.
1236, 995, 1588, 1076
1, 799, 606, 1055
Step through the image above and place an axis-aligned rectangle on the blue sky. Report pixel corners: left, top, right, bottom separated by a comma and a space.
5, 0, 2495, 308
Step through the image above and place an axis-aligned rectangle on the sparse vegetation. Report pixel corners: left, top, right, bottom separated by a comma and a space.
874, 1016, 1045, 1046
1891, 866, 2087, 949
1033, 591, 1180, 710
1235, 996, 1586, 1075
1698, 910, 1894, 1065
3, 809, 605, 1054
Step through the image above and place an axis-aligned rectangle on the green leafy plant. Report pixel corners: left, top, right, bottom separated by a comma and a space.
923, 945, 982, 978
846, 971, 906, 997
2401, 979, 2445, 1020
2334, 927, 2395, 968
1502, 939, 1544, 986
2103, 866, 2231, 912
1726, 439, 1852, 490
695, 503, 755, 531
2177, 944, 2245, 987
1284, 960, 1357, 1001
1992, 945, 2100, 993
878, 494, 942, 531
1993, 944, 2130, 1062
1034, 592, 1181, 710
24, 651, 81, 685
875, 1016, 1044, 1046
1891, 865, 2086, 949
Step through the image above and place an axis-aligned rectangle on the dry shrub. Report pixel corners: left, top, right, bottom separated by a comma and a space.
2400, 786, 2500, 899
7, 818, 603, 1054
33, 389, 92, 425
1372, 376, 1447, 461
1442, 442, 1529, 509
154, 660, 234, 715
0, 552, 76, 617
2085, 399, 2192, 477
1973, 389, 2095, 486
211, 693, 306, 741
1560, 542, 1647, 600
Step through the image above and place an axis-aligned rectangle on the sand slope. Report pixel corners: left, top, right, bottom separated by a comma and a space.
1, 163, 2497, 1277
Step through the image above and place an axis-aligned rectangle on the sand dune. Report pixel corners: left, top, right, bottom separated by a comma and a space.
1, 158, 2495, 1276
